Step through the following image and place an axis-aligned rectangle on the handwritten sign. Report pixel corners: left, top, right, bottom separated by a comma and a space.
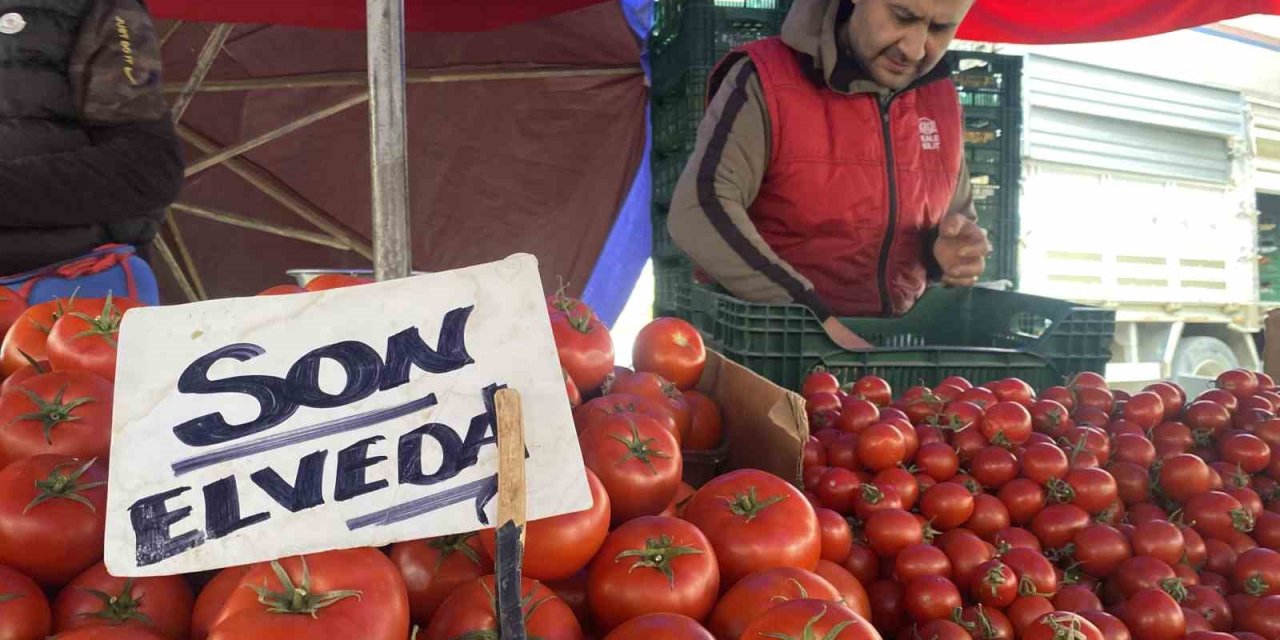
103, 254, 590, 576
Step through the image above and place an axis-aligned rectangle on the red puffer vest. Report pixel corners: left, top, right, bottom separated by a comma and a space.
716, 37, 962, 317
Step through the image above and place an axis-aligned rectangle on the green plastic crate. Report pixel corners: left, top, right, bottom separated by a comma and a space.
681, 284, 1115, 392
652, 205, 684, 261
654, 257, 695, 319
652, 69, 706, 155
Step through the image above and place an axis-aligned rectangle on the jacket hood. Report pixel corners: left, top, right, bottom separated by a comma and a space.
780, 0, 848, 91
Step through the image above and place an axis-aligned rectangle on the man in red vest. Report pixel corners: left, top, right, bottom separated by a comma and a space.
668, 0, 989, 349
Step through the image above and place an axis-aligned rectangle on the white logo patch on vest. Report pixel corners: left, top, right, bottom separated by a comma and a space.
918, 117, 941, 151
0, 12, 26, 35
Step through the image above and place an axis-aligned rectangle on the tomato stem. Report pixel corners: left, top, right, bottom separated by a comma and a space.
24, 457, 104, 514
1160, 577, 1188, 603
613, 534, 704, 587
723, 486, 786, 522
758, 605, 854, 640
80, 578, 152, 625
1232, 507, 1257, 533
249, 557, 362, 617
428, 533, 482, 572
15, 384, 95, 444
1245, 574, 1271, 597
607, 418, 672, 474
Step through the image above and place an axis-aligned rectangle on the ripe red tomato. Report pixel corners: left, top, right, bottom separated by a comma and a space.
972, 560, 1018, 608
0, 357, 49, 397
920, 482, 975, 530
1007, 596, 1055, 636
1255, 511, 1280, 549
874, 467, 919, 511
739, 598, 881, 640
1218, 369, 1261, 399
1220, 432, 1272, 474
1064, 467, 1118, 515
852, 482, 905, 522
970, 446, 1019, 490
1002, 547, 1059, 597
1143, 382, 1185, 419
304, 274, 372, 290
1030, 399, 1072, 437
0, 454, 106, 587
843, 543, 880, 585
816, 467, 861, 514
53, 628, 167, 640
1112, 433, 1157, 468
958, 386, 999, 410
903, 575, 962, 622
964, 493, 1011, 540
857, 423, 907, 471
825, 432, 859, 471
1235, 548, 1280, 597
578, 413, 681, 525
52, 562, 192, 638
602, 613, 712, 640
1019, 442, 1069, 486
632, 318, 706, 391
1113, 556, 1177, 599
1111, 461, 1152, 505
1053, 584, 1102, 612
0, 297, 102, 376
683, 469, 820, 586
191, 565, 253, 640
1129, 520, 1184, 566
681, 391, 722, 450
940, 529, 996, 588
550, 305, 615, 395
816, 508, 853, 563
479, 468, 608, 581
865, 508, 923, 558
836, 398, 879, 434
1183, 585, 1232, 632
1123, 392, 1165, 429
1119, 588, 1185, 640
894, 543, 953, 583
1186, 491, 1255, 542
586, 516, 719, 631
991, 377, 1036, 406
707, 567, 840, 640
1074, 385, 1114, 415
1030, 503, 1091, 550
0, 285, 26, 336
803, 370, 842, 397
574, 393, 683, 443
0, 563, 50, 640
1072, 523, 1132, 578
1069, 372, 1109, 390
916, 441, 960, 482
982, 402, 1033, 447
814, 560, 872, 621
45, 296, 143, 382
423, 575, 580, 640
913, 619, 972, 640
0, 370, 113, 469
1158, 453, 1214, 502
851, 376, 893, 407
998, 478, 1047, 526
208, 549, 410, 640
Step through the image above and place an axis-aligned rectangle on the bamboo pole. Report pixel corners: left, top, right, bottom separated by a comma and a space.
171, 202, 354, 250
161, 66, 643, 94
165, 210, 208, 300
184, 92, 370, 177
160, 20, 184, 47
176, 124, 374, 259
171, 24, 233, 122
367, 0, 412, 281
152, 235, 200, 302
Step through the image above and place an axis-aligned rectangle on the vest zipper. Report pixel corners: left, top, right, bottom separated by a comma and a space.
877, 95, 899, 317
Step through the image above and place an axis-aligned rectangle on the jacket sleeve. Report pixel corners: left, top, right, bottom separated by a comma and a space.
0, 0, 183, 228
666, 57, 833, 320
924, 155, 979, 280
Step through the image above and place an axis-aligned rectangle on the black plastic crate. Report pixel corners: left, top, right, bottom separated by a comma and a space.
650, 0, 790, 95
948, 51, 1023, 110
651, 205, 686, 261
653, 149, 691, 206
680, 283, 1114, 392
654, 257, 695, 319
652, 70, 707, 154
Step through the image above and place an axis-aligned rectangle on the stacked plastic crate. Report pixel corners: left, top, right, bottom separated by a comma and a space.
649, 0, 792, 317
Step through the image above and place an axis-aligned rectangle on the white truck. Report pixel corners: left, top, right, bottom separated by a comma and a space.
961, 17, 1280, 392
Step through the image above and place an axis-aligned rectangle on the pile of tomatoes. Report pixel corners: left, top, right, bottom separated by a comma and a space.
796, 366, 1280, 640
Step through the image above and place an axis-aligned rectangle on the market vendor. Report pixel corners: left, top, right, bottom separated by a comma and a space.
667, 0, 990, 350
0, 0, 184, 275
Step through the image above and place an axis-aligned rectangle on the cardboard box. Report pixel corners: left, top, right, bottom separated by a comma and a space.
685, 350, 810, 487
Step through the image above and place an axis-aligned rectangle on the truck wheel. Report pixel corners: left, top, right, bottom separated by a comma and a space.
1172, 336, 1239, 380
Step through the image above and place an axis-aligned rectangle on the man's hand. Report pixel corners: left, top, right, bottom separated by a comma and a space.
823, 317, 874, 351
933, 213, 992, 287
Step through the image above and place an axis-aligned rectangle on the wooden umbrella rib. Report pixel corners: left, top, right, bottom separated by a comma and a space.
184, 92, 370, 177
162, 65, 644, 93
153, 235, 200, 303
164, 209, 208, 300
171, 23, 233, 122
176, 124, 374, 259
171, 202, 354, 250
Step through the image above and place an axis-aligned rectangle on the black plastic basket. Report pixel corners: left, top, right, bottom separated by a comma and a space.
650, 0, 790, 95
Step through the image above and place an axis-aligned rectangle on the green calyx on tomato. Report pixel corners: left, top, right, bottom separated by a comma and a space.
1159, 577, 1188, 603
67, 294, 124, 348
249, 558, 362, 617
78, 577, 153, 625
429, 533, 483, 570
17, 349, 48, 373
565, 309, 597, 334
608, 419, 672, 474
860, 484, 885, 505
1036, 612, 1090, 640
1191, 429, 1215, 450
1045, 478, 1075, 504
724, 486, 787, 523
16, 384, 96, 444
467, 579, 555, 640
28, 293, 78, 334
1244, 574, 1272, 597
952, 605, 1000, 639
0, 591, 21, 603
1018, 574, 1052, 598
23, 456, 105, 514
758, 606, 855, 640
982, 565, 1010, 598
1232, 507, 1257, 533
613, 534, 704, 587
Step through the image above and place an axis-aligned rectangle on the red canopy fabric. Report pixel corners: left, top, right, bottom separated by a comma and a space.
146, 0, 613, 32
958, 0, 1280, 44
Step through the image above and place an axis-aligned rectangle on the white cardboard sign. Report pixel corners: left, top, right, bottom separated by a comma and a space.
104, 254, 590, 576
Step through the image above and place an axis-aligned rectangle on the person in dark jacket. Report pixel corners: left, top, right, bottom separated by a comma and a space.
0, 0, 183, 275
668, 0, 989, 349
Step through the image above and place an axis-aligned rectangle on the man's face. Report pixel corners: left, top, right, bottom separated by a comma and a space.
846, 0, 974, 90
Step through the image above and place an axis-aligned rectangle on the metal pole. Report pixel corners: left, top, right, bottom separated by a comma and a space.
367, 0, 413, 281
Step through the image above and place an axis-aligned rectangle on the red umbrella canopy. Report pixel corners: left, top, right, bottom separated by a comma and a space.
958, 0, 1280, 44
146, 0, 615, 32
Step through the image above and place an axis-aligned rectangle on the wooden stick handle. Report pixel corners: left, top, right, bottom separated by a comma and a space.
494, 388, 527, 640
